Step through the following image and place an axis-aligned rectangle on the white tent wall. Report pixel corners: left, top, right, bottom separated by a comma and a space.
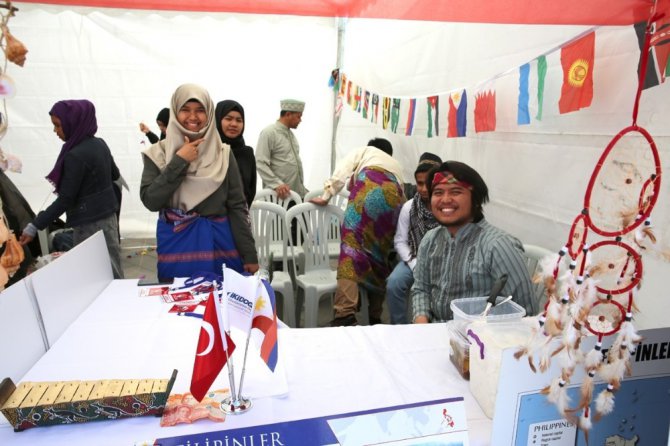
336, 19, 669, 329
4, 3, 337, 237
3, 5, 668, 327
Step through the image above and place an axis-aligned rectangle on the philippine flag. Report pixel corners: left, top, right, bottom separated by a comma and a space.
447, 89, 467, 137
252, 280, 279, 372
190, 292, 235, 401
222, 266, 279, 372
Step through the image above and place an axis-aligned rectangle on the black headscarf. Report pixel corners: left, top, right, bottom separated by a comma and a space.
214, 100, 257, 206
215, 100, 246, 151
156, 107, 169, 140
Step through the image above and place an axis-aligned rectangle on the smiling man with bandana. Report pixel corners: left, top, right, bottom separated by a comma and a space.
411, 161, 536, 323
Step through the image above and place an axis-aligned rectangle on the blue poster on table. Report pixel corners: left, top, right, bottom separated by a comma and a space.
491, 327, 670, 445
154, 397, 469, 445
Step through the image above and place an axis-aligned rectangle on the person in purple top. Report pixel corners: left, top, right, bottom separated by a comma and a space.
19, 99, 124, 278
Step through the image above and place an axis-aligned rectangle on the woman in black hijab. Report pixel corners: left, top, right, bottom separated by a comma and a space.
140, 107, 170, 144
215, 100, 256, 207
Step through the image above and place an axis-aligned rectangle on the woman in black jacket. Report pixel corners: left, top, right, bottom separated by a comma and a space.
19, 100, 124, 278
214, 100, 257, 207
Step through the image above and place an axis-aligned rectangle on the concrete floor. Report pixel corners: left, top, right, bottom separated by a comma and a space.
120, 238, 389, 327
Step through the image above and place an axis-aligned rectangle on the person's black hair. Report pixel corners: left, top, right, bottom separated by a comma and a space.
156, 108, 169, 126
427, 161, 489, 222
367, 138, 393, 156
414, 152, 442, 175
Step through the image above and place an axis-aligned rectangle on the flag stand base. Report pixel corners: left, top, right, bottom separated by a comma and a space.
221, 396, 252, 414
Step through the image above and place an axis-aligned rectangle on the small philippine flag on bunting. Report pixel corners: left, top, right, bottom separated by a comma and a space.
447, 90, 467, 138
559, 31, 595, 114
190, 292, 236, 402
475, 90, 496, 133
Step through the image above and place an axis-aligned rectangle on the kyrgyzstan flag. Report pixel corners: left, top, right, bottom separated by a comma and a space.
190, 292, 235, 402
558, 32, 595, 114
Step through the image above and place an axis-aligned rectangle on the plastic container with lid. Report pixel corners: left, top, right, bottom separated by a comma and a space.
447, 296, 526, 381
446, 320, 471, 380
468, 319, 534, 418
450, 295, 526, 322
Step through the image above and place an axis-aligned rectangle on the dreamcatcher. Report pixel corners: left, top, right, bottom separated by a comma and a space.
515, 5, 664, 443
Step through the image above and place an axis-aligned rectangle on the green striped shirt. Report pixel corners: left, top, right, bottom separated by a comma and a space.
411, 220, 536, 322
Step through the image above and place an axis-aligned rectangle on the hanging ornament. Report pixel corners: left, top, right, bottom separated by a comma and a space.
0, 73, 15, 98
1, 25, 28, 67
514, 14, 663, 438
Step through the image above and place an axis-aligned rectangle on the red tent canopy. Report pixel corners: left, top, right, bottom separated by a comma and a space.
15, 0, 663, 26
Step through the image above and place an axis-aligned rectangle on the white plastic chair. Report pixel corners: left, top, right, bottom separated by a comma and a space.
255, 188, 303, 209
522, 244, 554, 311
305, 188, 349, 211
37, 227, 70, 256
332, 189, 350, 211
250, 202, 296, 327
303, 188, 346, 258
303, 189, 323, 202
286, 203, 344, 328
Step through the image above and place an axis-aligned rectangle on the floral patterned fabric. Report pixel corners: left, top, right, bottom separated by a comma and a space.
337, 166, 405, 292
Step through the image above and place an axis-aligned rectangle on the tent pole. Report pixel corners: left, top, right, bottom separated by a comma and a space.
331, 17, 347, 174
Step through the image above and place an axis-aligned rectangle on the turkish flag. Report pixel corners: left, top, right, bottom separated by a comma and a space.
190, 292, 235, 402
559, 32, 595, 114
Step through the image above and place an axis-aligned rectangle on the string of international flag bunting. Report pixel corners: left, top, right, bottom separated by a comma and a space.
331, 21, 669, 137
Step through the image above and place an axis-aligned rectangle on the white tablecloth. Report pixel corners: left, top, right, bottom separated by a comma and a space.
0, 279, 492, 445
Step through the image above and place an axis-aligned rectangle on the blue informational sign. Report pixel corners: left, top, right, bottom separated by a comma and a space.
492, 327, 670, 445
154, 397, 469, 446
